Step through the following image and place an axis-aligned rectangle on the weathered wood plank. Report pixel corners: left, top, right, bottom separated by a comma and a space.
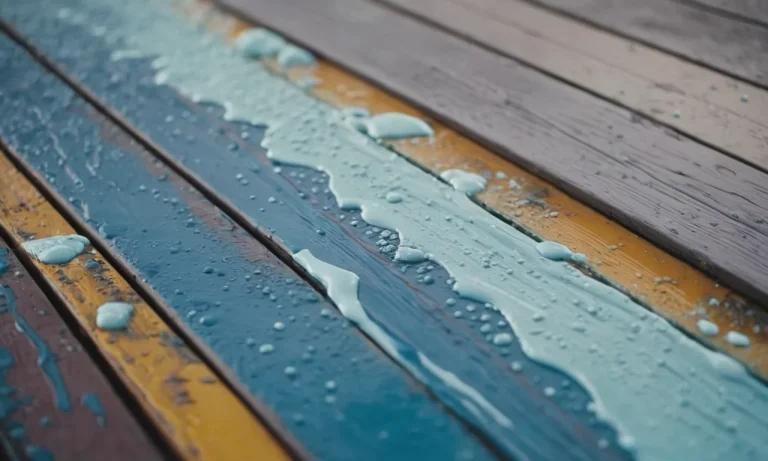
0, 241, 163, 461
0, 29, 503, 461
0, 155, 292, 461
379, 0, 768, 171
524, 0, 768, 87
683, 0, 768, 26
213, 0, 768, 303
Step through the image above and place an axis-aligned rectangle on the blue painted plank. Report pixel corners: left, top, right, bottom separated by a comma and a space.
0, 34, 498, 461
0, 1, 630, 460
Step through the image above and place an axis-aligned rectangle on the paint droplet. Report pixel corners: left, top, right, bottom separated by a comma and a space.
273, 321, 286, 331
364, 113, 434, 139
385, 191, 404, 203
22, 235, 90, 265
394, 246, 426, 263
284, 366, 297, 377
277, 44, 315, 69
510, 361, 523, 372
536, 241, 574, 261
325, 380, 337, 391
235, 28, 286, 58
696, 319, 719, 336
725, 331, 750, 347
96, 302, 134, 331
440, 169, 487, 196
259, 343, 275, 354
493, 333, 513, 346
544, 386, 556, 397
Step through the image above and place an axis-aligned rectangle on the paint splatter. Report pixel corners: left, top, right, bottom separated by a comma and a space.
364, 113, 434, 139
21, 235, 89, 265
81, 393, 107, 427
96, 302, 134, 331
440, 170, 487, 196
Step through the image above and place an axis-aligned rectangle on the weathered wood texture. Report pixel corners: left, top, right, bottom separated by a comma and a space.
524, 0, 768, 87
217, 0, 768, 304
0, 9, 635, 460
379, 0, 768, 171
680, 0, 768, 27
0, 154, 291, 461
0, 242, 163, 461
0, 29, 501, 461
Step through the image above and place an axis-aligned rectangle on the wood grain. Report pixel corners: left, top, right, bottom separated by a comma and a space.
678, 0, 768, 27
217, 0, 768, 304
0, 242, 163, 461
524, 0, 768, 87
379, 0, 768, 171
0, 29, 502, 461
0, 153, 291, 461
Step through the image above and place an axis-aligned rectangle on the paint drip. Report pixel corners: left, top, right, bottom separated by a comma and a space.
277, 44, 315, 69
96, 302, 134, 330
235, 27, 285, 58
22, 235, 90, 265
0, 248, 9, 276
364, 113, 434, 139
81, 393, 107, 427
440, 170, 487, 196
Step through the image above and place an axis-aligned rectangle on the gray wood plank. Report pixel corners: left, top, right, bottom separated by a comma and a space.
217, 0, 768, 304
681, 0, 768, 27
524, 0, 768, 87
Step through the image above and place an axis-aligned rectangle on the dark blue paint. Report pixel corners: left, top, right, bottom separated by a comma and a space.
0, 2, 633, 458
0, 34, 497, 461
0, 285, 71, 413
81, 393, 106, 428
0, 249, 9, 277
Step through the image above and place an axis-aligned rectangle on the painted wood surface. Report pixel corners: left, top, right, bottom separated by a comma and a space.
0, 242, 163, 461
0, 6, 636, 460
525, 0, 768, 87
215, 0, 768, 304
379, 0, 768, 172
0, 29, 502, 461
236, 24, 768, 376
683, 0, 768, 26
0, 155, 291, 461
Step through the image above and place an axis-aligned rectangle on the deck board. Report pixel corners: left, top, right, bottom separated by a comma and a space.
379, 0, 768, 171
526, 0, 768, 87
0, 29, 502, 461
0, 154, 292, 461
214, 0, 768, 304
0, 242, 163, 461
683, 0, 768, 26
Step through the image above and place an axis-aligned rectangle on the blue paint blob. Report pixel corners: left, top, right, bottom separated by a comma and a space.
277, 44, 315, 69
83, 259, 100, 270
96, 302, 134, 331
0, 286, 71, 412
535, 241, 574, 261
364, 113, 434, 139
81, 393, 107, 427
25, 445, 54, 461
21, 235, 89, 265
234, 27, 285, 58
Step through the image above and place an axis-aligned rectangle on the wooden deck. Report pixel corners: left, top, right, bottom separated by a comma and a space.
0, 0, 766, 460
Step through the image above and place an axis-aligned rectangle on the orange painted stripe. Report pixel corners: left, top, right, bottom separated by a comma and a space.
0, 150, 290, 461
190, 2, 767, 376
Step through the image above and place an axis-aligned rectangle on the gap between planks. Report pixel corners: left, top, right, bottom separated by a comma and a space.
377, 0, 768, 173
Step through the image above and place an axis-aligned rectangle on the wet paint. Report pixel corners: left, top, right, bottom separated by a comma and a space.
0, 3, 635, 459
440, 169, 487, 196
0, 248, 9, 276
8, 1, 764, 459
364, 112, 434, 139
21, 235, 90, 265
0, 286, 71, 412
81, 393, 106, 427
277, 44, 315, 70
95, 302, 134, 331
235, 27, 285, 58
0, 33, 496, 461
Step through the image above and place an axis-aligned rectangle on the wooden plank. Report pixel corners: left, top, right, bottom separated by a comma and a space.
379, 0, 768, 172
0, 241, 163, 461
523, 0, 768, 87
0, 10, 634, 460
216, 0, 768, 379
213, 0, 768, 304
0, 155, 292, 461
683, 0, 768, 26
0, 30, 503, 461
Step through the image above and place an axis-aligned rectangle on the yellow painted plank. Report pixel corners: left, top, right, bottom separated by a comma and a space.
0, 151, 290, 461
191, 2, 768, 377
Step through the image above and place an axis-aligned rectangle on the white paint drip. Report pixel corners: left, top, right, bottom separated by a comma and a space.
45, 2, 768, 459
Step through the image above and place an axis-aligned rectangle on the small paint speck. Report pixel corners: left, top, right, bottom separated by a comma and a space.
493, 333, 513, 346
259, 343, 274, 354
725, 331, 750, 347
